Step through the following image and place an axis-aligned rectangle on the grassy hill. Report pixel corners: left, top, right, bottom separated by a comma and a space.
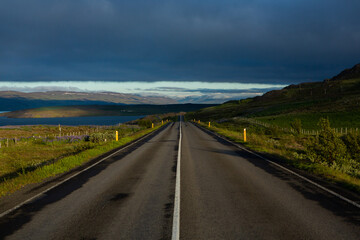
1, 104, 216, 118
187, 63, 360, 129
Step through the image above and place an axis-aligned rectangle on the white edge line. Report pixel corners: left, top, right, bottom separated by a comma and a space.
195, 123, 360, 209
172, 118, 181, 240
0, 124, 168, 219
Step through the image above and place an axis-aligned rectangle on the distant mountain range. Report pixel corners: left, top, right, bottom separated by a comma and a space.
0, 91, 177, 111
1, 104, 216, 118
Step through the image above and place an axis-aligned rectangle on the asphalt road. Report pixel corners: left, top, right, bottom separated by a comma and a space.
0, 120, 359, 239
180, 122, 360, 239
0, 123, 179, 240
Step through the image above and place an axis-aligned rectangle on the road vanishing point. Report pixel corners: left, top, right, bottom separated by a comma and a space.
0, 118, 359, 239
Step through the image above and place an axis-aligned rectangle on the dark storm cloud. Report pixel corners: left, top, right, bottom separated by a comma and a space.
0, 0, 359, 83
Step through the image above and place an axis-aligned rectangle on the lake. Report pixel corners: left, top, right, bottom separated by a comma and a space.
0, 115, 144, 126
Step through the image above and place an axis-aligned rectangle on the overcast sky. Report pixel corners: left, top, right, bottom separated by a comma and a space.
0, 0, 359, 102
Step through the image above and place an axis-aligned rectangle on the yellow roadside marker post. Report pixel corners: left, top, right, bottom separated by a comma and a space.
116, 131, 118, 141
198, 120, 200, 124
244, 128, 247, 142
152, 123, 154, 128
208, 122, 211, 128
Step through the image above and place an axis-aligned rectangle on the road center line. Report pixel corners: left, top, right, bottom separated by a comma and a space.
171, 118, 182, 240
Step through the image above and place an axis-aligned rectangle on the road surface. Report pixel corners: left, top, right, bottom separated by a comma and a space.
180, 122, 360, 239
0, 120, 359, 239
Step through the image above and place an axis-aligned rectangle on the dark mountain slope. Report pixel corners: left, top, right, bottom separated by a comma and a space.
187, 63, 360, 121
0, 91, 177, 111
331, 63, 360, 81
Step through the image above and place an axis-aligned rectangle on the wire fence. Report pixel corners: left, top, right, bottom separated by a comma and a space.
0, 123, 148, 149
0, 131, 94, 148
234, 117, 359, 136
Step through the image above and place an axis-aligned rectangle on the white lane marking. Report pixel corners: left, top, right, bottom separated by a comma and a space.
0, 125, 168, 219
195, 123, 360, 209
172, 119, 182, 240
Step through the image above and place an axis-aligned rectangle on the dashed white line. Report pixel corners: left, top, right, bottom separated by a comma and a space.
171, 118, 182, 240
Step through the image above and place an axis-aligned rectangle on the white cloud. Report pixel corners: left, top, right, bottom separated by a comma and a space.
0, 81, 287, 103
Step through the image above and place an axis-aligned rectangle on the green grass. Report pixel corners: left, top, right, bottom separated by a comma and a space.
255, 111, 360, 129
0, 140, 95, 176
0, 125, 141, 176
0, 125, 162, 197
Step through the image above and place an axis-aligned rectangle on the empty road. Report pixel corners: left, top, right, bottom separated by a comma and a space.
0, 120, 359, 239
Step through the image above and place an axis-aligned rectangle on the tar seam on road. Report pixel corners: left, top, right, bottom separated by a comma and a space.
0, 125, 167, 219
171, 120, 181, 240
196, 123, 360, 209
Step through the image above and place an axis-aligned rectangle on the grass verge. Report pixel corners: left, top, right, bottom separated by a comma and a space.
254, 111, 360, 130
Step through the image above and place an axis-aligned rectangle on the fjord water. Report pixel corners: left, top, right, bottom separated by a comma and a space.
0, 115, 144, 126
